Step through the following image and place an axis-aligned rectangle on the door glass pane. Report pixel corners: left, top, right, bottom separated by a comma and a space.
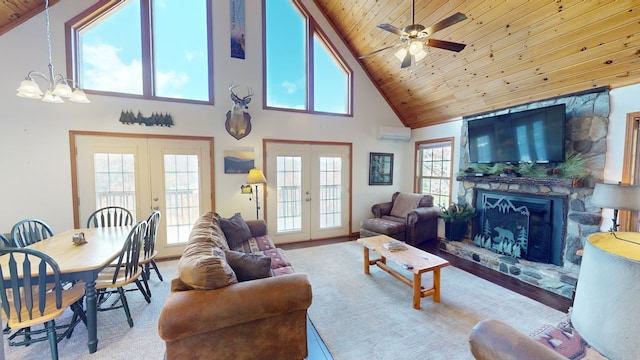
276, 156, 302, 232
164, 154, 200, 244
93, 153, 137, 218
319, 156, 342, 228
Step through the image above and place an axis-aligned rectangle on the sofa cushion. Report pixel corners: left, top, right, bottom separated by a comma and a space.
219, 213, 253, 248
178, 242, 238, 290
189, 212, 230, 250
224, 250, 273, 282
230, 235, 277, 253
390, 192, 423, 218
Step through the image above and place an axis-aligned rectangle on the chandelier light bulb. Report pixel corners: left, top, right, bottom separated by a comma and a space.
53, 82, 73, 97
42, 90, 64, 103
16, 79, 44, 98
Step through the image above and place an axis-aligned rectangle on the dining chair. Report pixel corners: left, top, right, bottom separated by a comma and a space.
86, 206, 134, 228
95, 220, 150, 327
0, 233, 11, 247
0, 248, 87, 360
139, 210, 163, 297
11, 218, 54, 248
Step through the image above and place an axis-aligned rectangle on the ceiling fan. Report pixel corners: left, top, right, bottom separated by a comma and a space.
359, 0, 467, 68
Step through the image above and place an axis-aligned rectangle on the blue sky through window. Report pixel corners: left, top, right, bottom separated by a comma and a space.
80, 0, 209, 101
265, 0, 307, 109
265, 0, 350, 114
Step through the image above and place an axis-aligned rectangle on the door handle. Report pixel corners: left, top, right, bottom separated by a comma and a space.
153, 206, 160, 210
305, 198, 311, 202
153, 197, 159, 201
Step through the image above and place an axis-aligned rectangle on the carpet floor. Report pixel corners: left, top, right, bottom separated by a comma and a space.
4, 242, 566, 360
285, 241, 566, 360
3, 260, 178, 360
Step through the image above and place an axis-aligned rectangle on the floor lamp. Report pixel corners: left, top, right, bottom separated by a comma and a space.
591, 182, 640, 231
247, 168, 267, 220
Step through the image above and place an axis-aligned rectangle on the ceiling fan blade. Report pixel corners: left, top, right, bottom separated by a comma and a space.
401, 48, 412, 68
359, 44, 400, 59
426, 39, 466, 52
377, 23, 407, 36
424, 12, 467, 36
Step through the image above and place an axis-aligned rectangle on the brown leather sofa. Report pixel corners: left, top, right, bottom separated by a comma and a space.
158, 212, 313, 360
360, 192, 440, 245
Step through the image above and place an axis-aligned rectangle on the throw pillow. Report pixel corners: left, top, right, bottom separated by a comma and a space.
178, 242, 238, 290
224, 250, 272, 282
390, 192, 423, 218
219, 213, 253, 248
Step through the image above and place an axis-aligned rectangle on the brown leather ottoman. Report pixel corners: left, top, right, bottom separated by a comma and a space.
360, 218, 405, 241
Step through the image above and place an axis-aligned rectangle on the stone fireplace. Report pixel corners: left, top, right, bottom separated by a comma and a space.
441, 88, 609, 299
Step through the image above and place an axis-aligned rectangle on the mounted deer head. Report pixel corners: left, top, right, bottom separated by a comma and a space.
226, 83, 254, 140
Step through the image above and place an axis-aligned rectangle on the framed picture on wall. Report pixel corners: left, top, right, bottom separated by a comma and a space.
369, 152, 393, 185
224, 149, 254, 173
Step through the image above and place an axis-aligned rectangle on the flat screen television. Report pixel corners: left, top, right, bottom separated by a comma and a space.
467, 104, 566, 164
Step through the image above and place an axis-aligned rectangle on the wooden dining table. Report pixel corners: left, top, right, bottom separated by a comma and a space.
0, 226, 132, 354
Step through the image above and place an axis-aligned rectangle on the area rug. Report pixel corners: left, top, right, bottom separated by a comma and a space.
3, 260, 178, 360
286, 241, 565, 360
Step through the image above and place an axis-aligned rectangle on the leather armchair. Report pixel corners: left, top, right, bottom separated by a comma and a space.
361, 192, 440, 246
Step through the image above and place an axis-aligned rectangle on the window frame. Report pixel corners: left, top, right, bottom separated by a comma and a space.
65, 0, 214, 105
262, 0, 353, 116
414, 137, 454, 207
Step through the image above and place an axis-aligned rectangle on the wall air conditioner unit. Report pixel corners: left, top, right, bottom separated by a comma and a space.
377, 126, 411, 141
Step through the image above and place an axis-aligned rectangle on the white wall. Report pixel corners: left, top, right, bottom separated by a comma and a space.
0, 0, 411, 234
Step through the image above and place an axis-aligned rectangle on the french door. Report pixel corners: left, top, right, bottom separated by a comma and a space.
72, 132, 213, 258
265, 141, 351, 244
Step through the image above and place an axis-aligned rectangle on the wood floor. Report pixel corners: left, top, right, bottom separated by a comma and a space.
283, 235, 574, 359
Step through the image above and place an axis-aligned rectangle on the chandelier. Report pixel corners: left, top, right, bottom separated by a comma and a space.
16, 0, 89, 103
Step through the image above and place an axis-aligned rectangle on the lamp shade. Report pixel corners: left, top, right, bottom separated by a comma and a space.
591, 183, 640, 211
247, 168, 266, 184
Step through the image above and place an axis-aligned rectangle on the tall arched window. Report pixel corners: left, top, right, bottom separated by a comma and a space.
263, 0, 352, 116
66, 0, 213, 103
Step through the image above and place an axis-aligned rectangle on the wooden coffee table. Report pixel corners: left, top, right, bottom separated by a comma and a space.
357, 235, 450, 309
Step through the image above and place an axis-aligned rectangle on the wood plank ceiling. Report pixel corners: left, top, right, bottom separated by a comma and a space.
2, 1, 639, 128
0, 0, 58, 37
315, 0, 640, 128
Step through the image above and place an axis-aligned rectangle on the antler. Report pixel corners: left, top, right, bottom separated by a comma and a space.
229, 83, 253, 103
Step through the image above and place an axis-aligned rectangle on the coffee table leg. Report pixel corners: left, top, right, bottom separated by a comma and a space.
433, 268, 441, 303
363, 247, 370, 275
413, 273, 421, 309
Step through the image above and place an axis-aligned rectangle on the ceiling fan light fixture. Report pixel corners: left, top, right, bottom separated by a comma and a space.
414, 49, 427, 62
409, 41, 423, 55
395, 48, 408, 61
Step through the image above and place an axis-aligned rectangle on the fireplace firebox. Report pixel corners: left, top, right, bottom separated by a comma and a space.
473, 190, 566, 266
